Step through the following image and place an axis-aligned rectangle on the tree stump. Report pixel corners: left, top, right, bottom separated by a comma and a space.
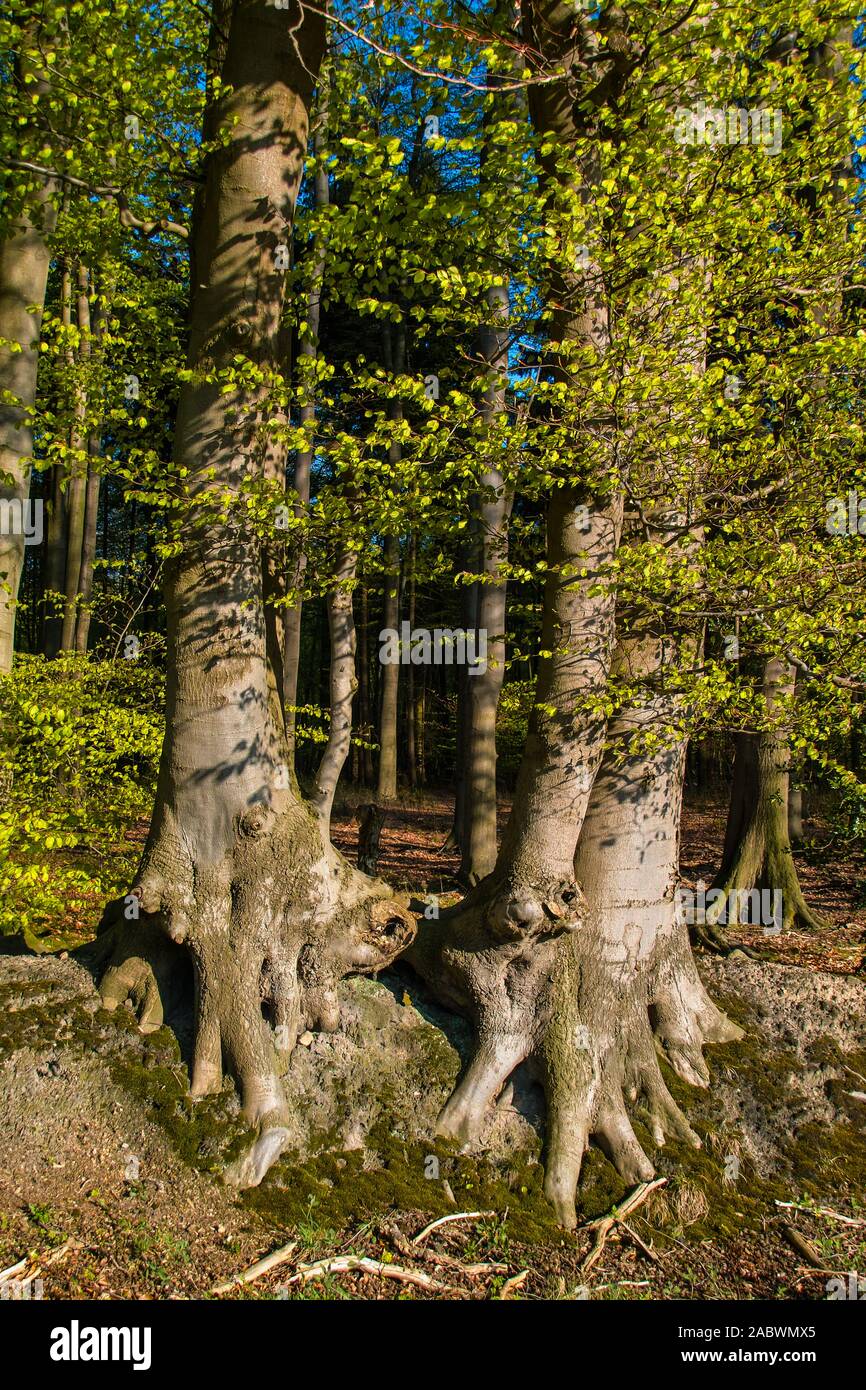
357, 803, 385, 875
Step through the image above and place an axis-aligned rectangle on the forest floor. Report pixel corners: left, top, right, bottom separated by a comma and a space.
0, 792, 864, 1302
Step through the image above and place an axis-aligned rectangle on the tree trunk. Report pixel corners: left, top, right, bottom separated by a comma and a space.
446, 561, 477, 852
283, 64, 330, 766
542, 632, 741, 1225
375, 321, 405, 803
0, 49, 57, 671
92, 0, 413, 1190
409, 1, 740, 1228
309, 546, 358, 829
459, 275, 513, 885
710, 657, 826, 933
355, 572, 374, 784
406, 532, 417, 789
73, 454, 101, 653
376, 322, 405, 802
408, 488, 624, 1198
376, 531, 401, 800
357, 803, 385, 875
74, 275, 110, 654
60, 264, 92, 652
414, 668, 426, 786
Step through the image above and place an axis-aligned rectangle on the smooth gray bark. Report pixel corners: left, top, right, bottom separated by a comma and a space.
0, 51, 57, 670
94, 0, 413, 1190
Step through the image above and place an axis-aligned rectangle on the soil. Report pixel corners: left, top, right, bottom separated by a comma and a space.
0, 791, 864, 1301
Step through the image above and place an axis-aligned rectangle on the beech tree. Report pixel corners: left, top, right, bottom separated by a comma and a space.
92, 0, 415, 1186
2, 0, 863, 1230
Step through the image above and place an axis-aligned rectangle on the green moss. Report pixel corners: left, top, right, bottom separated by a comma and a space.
244, 1123, 559, 1243
4, 968, 864, 1267
107, 1027, 253, 1172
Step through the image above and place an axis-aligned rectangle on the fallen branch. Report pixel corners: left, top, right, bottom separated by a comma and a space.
775, 1201, 866, 1228
781, 1225, 824, 1270
286, 1255, 456, 1293
0, 1258, 27, 1284
210, 1240, 298, 1296
412, 1210, 495, 1246
620, 1220, 661, 1264
499, 1269, 529, 1299
580, 1179, 667, 1276
593, 1279, 651, 1292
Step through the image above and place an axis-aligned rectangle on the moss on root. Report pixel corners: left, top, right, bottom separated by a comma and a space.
242, 1122, 618, 1244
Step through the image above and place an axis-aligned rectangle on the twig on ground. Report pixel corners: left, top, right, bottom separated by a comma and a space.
620, 1220, 661, 1264
781, 1225, 824, 1269
412, 1210, 495, 1246
286, 1255, 456, 1292
775, 1201, 866, 1228
499, 1269, 529, 1299
210, 1240, 298, 1296
593, 1279, 651, 1292
581, 1179, 668, 1276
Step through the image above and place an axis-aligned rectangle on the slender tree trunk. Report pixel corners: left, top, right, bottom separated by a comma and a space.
309, 546, 358, 830
355, 572, 374, 784
414, 667, 426, 786
42, 461, 68, 657
406, 532, 417, 789
446, 561, 477, 851
42, 266, 71, 658
377, 531, 401, 800
93, 0, 412, 1191
459, 276, 513, 885
73, 453, 101, 653
711, 657, 826, 932
60, 264, 92, 652
283, 62, 330, 766
0, 50, 57, 671
376, 323, 405, 801
74, 274, 110, 654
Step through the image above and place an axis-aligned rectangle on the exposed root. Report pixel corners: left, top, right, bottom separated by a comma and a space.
90, 805, 415, 1189
689, 918, 764, 960
83, 910, 191, 1033
709, 831, 829, 935
223, 1126, 291, 1190
409, 889, 740, 1231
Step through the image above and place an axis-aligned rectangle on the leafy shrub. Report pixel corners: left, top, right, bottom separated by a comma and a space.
0, 655, 163, 942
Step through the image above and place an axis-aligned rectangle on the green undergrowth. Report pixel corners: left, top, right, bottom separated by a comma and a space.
0, 655, 162, 945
